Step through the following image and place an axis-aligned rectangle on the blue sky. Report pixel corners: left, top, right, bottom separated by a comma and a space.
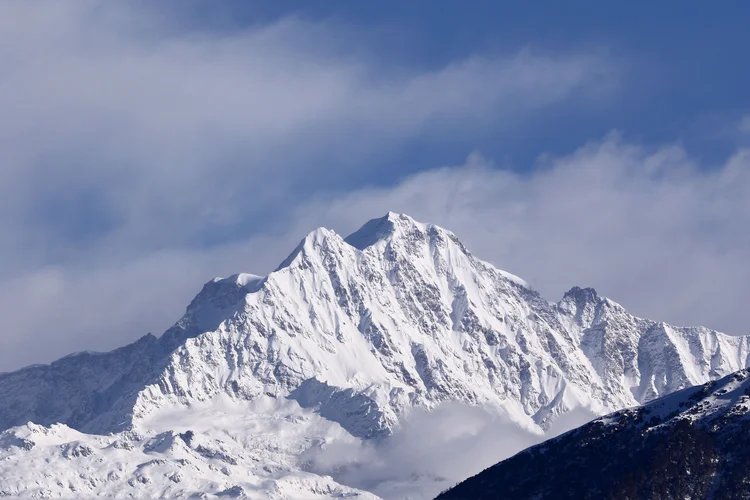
167, 1, 750, 164
2, 1, 750, 371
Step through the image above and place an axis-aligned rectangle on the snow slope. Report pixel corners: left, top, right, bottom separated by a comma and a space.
0, 397, 378, 499
1, 212, 748, 498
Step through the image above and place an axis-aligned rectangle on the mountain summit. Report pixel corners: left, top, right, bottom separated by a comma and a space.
1, 213, 749, 498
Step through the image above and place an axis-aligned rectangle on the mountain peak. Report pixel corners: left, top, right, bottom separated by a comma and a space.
343, 212, 422, 250
211, 272, 264, 290
275, 226, 340, 271
562, 286, 600, 303
3, 213, 750, 499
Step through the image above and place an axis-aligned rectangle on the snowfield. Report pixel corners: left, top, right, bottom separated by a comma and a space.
1, 212, 748, 498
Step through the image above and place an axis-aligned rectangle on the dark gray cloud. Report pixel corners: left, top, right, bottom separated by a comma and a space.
0, 3, 608, 264
0, 3, 614, 370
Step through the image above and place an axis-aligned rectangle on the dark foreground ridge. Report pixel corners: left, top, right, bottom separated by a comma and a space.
438, 369, 750, 500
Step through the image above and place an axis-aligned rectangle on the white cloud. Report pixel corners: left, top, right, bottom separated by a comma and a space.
4, 134, 750, 373
0, 3, 610, 269
297, 138, 750, 337
0, 3, 616, 370
302, 403, 596, 499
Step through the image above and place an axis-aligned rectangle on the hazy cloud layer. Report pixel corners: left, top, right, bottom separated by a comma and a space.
0, 2, 609, 268
0, 3, 616, 370
740, 115, 750, 134
3, 3, 749, 373
297, 138, 750, 337
304, 403, 597, 498
4, 134, 750, 372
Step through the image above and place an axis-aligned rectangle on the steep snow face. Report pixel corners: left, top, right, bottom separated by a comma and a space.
131, 213, 750, 436
2, 213, 749, 437
1, 212, 749, 498
558, 286, 750, 405
0, 333, 163, 435
135, 212, 611, 435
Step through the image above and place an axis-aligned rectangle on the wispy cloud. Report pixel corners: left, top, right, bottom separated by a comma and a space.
0, 3, 611, 263
4, 134, 750, 372
740, 115, 750, 134
303, 403, 596, 499
0, 3, 616, 369
295, 137, 750, 337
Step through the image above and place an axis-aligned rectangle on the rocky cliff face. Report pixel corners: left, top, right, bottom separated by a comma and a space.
1, 212, 748, 498
439, 368, 750, 500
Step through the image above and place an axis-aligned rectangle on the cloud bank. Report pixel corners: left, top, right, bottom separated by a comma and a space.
2, 3, 749, 373
303, 403, 597, 499
0, 2, 615, 370
297, 138, 750, 337
0, 2, 609, 265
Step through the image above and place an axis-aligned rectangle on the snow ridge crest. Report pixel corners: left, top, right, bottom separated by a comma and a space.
1, 213, 750, 498
2, 213, 749, 439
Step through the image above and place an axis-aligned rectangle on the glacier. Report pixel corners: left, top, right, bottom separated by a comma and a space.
1, 212, 748, 498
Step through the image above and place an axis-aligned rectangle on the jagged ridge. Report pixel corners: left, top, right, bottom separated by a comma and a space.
1, 212, 749, 498
2, 213, 749, 437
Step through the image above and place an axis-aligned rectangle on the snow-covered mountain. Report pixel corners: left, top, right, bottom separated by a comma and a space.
1, 212, 748, 498
438, 368, 750, 499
